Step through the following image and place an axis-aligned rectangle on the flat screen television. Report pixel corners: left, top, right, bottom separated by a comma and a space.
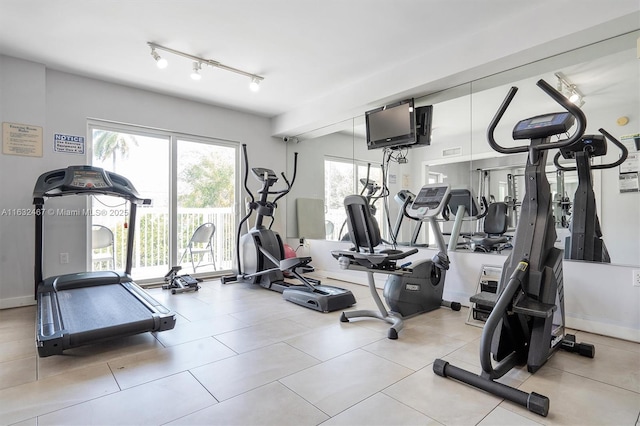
365, 99, 433, 150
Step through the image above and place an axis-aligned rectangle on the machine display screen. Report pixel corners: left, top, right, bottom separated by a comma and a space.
70, 169, 108, 189
413, 186, 447, 208
512, 112, 574, 140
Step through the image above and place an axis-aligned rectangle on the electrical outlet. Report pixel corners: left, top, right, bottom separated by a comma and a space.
633, 270, 640, 287
60, 252, 69, 264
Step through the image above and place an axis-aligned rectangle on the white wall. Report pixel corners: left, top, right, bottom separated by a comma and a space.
0, 55, 285, 309
307, 239, 640, 343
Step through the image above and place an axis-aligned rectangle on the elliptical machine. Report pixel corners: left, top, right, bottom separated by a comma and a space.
222, 144, 356, 313
553, 131, 628, 262
433, 79, 595, 417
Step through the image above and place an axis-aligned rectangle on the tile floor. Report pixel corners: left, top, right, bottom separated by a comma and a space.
1, 277, 639, 425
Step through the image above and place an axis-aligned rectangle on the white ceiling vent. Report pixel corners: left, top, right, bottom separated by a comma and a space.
442, 147, 462, 158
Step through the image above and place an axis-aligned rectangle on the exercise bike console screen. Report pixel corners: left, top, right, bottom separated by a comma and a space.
513, 112, 574, 140
411, 185, 448, 216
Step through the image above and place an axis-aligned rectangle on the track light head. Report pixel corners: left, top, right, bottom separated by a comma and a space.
555, 72, 584, 108
150, 48, 168, 69
191, 62, 202, 81
249, 77, 260, 92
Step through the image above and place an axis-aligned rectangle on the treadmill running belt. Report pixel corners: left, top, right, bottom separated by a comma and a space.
56, 284, 156, 346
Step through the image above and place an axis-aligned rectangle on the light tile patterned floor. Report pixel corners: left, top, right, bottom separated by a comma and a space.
1, 277, 639, 425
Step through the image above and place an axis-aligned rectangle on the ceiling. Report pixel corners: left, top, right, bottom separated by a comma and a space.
0, 1, 638, 137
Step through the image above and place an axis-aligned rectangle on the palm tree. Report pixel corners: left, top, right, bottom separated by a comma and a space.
93, 130, 138, 171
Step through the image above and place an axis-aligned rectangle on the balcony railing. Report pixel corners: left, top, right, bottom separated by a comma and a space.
93, 207, 235, 279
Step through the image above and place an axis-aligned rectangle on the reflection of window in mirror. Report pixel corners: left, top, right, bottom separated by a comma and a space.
324, 157, 383, 241
428, 172, 444, 184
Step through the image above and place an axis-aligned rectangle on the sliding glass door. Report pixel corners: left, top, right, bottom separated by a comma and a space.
176, 138, 236, 273
90, 122, 237, 282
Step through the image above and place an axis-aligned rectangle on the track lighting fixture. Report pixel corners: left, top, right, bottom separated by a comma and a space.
555, 72, 585, 107
249, 77, 260, 92
190, 62, 202, 81
150, 48, 168, 69
147, 42, 264, 91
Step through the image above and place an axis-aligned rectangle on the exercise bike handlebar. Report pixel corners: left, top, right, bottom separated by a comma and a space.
487, 79, 587, 154
553, 128, 629, 172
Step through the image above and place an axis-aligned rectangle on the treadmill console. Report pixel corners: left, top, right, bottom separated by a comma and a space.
513, 112, 574, 140
69, 169, 109, 189
33, 165, 150, 205
560, 134, 607, 159
410, 184, 450, 218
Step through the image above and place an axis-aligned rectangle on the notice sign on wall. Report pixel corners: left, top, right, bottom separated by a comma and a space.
2, 122, 43, 157
53, 133, 85, 155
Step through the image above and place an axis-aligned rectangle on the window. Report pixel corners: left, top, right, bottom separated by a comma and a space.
90, 122, 238, 282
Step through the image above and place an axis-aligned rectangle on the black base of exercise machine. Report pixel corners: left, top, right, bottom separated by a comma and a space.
433, 80, 594, 417
222, 144, 355, 313
33, 166, 176, 357
163, 266, 201, 294
333, 183, 461, 339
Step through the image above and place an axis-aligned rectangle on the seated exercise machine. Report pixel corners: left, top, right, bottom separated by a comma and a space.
553, 131, 628, 262
33, 165, 176, 357
433, 79, 595, 417
222, 144, 355, 313
333, 183, 461, 339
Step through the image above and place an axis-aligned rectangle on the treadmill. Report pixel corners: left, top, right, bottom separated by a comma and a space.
33, 165, 176, 357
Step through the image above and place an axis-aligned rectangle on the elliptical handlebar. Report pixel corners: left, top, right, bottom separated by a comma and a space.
273, 152, 298, 205
241, 144, 255, 204
553, 128, 629, 172
487, 79, 587, 154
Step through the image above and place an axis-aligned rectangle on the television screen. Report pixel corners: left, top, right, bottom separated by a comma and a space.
366, 99, 416, 150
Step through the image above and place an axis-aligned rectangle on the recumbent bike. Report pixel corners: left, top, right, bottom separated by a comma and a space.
333, 183, 461, 339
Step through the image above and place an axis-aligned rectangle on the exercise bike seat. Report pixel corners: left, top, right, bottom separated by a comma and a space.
332, 247, 418, 270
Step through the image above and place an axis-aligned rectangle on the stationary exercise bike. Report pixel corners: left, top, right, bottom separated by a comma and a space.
333, 183, 461, 339
553, 131, 628, 262
433, 79, 595, 417
222, 144, 356, 313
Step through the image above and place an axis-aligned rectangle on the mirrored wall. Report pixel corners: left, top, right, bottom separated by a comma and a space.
286, 31, 640, 267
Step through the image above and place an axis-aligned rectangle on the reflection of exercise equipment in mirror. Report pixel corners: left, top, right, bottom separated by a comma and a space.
554, 131, 628, 263
467, 201, 511, 252
390, 189, 429, 247
442, 189, 493, 252
332, 183, 461, 339
434, 79, 595, 417
222, 144, 355, 313
338, 164, 385, 241
552, 170, 572, 228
